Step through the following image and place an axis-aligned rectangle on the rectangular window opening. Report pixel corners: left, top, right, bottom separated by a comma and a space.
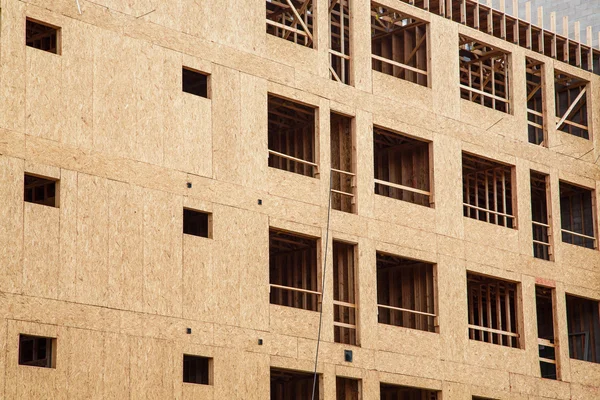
555, 71, 589, 139
330, 0, 351, 85
526, 58, 545, 145
337, 377, 360, 400
459, 35, 510, 113
559, 181, 596, 249
269, 229, 320, 311
333, 241, 358, 345
376, 252, 437, 333
19, 334, 55, 368
183, 354, 211, 385
462, 153, 515, 228
331, 113, 356, 213
24, 174, 58, 208
467, 272, 521, 348
374, 127, 431, 207
380, 383, 437, 400
566, 294, 600, 364
371, 3, 428, 87
26, 19, 60, 54
271, 368, 318, 400
182, 67, 209, 98
183, 209, 211, 238
268, 95, 318, 177
536, 286, 558, 379
530, 171, 552, 260
266, 0, 314, 48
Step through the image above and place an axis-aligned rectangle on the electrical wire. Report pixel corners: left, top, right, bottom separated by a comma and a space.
311, 169, 333, 400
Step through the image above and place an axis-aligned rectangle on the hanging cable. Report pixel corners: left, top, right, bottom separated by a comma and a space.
311, 169, 333, 400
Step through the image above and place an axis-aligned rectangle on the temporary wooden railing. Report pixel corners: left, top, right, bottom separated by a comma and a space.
268, 149, 319, 176
561, 228, 597, 247
538, 338, 557, 365
371, 54, 428, 78
378, 304, 436, 318
333, 300, 357, 330
395, 0, 600, 75
329, 50, 351, 83
331, 168, 355, 197
532, 220, 551, 251
374, 178, 431, 197
269, 284, 322, 297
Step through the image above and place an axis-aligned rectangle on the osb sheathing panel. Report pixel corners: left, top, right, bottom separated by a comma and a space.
0, 156, 24, 294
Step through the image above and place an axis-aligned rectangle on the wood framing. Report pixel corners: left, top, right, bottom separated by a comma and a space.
333, 241, 359, 345
330, 0, 352, 84
530, 171, 552, 261
380, 383, 438, 400
271, 368, 319, 399
536, 286, 558, 380
24, 174, 58, 208
266, 0, 314, 48
269, 229, 320, 311
559, 182, 597, 249
462, 153, 516, 228
459, 35, 510, 113
526, 58, 545, 146
467, 272, 521, 348
268, 94, 318, 177
371, 2, 429, 87
26, 18, 60, 54
331, 113, 356, 213
554, 71, 589, 139
373, 127, 432, 207
336, 377, 360, 400
376, 252, 437, 333
566, 294, 600, 364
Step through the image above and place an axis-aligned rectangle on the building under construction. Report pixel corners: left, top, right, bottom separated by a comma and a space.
1, 0, 600, 398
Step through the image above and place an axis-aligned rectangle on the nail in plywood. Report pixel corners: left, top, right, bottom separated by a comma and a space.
559, 182, 596, 249
373, 127, 431, 207
330, 0, 352, 85
459, 35, 510, 113
18, 334, 55, 368
26, 19, 60, 55
462, 153, 515, 228
371, 3, 429, 87
530, 171, 552, 261
269, 229, 320, 311
337, 376, 360, 400
566, 294, 600, 364
331, 113, 356, 213
380, 383, 438, 400
268, 95, 318, 178
376, 252, 437, 333
467, 272, 521, 348
333, 241, 358, 345
270, 368, 318, 400
24, 174, 58, 208
266, 0, 314, 48
536, 286, 558, 379
526, 58, 545, 146
554, 70, 589, 139
183, 354, 212, 385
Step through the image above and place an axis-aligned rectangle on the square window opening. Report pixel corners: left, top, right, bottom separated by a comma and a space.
376, 252, 437, 333
268, 95, 317, 177
371, 3, 428, 87
26, 19, 60, 54
182, 67, 209, 98
24, 174, 58, 208
559, 182, 596, 249
19, 334, 55, 368
462, 153, 515, 228
373, 127, 431, 207
183, 209, 211, 238
566, 294, 600, 363
183, 354, 211, 385
337, 376, 360, 400
467, 272, 521, 348
459, 36, 510, 113
269, 229, 320, 311
266, 0, 314, 48
555, 71, 589, 139
271, 368, 318, 400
